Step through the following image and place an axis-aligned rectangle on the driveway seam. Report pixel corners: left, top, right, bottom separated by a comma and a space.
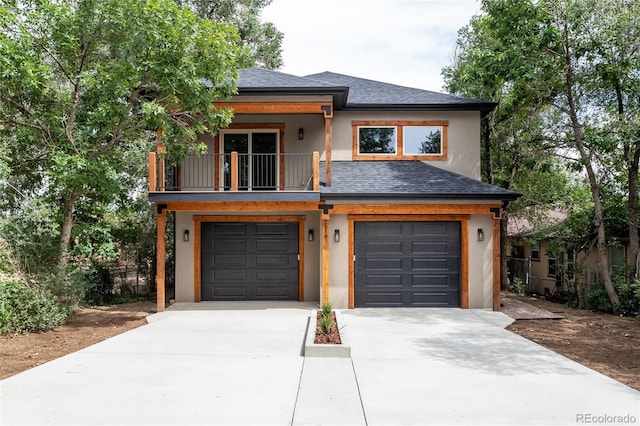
351, 358, 368, 426
290, 356, 306, 425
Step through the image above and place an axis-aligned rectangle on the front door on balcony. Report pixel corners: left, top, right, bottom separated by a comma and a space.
223, 131, 277, 190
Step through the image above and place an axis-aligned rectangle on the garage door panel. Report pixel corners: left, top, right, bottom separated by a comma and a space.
213, 224, 248, 235
364, 241, 403, 254
201, 222, 299, 301
255, 286, 291, 298
411, 258, 452, 270
355, 221, 460, 308
362, 274, 403, 287
255, 223, 290, 235
361, 292, 403, 306
212, 286, 247, 298
410, 292, 450, 306
363, 258, 402, 270
412, 241, 450, 254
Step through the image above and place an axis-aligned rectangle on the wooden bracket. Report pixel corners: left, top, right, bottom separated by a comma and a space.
157, 203, 168, 215
318, 204, 334, 215
321, 105, 332, 117
490, 207, 501, 219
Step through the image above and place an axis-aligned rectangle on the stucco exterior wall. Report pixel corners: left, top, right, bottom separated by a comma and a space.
330, 110, 481, 179
202, 107, 481, 179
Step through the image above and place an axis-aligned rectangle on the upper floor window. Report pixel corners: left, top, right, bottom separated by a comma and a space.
353, 120, 448, 160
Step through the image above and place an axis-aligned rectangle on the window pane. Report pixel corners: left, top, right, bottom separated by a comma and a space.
404, 126, 442, 155
358, 127, 396, 154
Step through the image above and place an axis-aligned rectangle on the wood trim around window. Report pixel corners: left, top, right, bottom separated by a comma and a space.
193, 215, 306, 303
352, 120, 448, 161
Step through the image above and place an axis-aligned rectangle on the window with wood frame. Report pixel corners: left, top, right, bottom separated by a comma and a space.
352, 120, 448, 160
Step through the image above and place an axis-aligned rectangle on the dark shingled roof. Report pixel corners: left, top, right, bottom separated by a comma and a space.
233, 68, 495, 114
319, 161, 520, 201
306, 71, 494, 111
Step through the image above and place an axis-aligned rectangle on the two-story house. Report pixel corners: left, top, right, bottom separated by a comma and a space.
148, 68, 519, 312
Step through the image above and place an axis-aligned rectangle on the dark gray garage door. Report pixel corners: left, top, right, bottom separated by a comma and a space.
201, 222, 299, 300
354, 221, 460, 307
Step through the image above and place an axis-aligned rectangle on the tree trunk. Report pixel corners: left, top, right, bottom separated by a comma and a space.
57, 190, 80, 273
561, 23, 619, 309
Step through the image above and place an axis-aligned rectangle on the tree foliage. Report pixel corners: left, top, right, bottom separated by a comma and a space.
176, 0, 283, 69
444, 0, 640, 308
0, 0, 242, 276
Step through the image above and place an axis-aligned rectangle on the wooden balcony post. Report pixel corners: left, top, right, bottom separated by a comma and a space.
156, 128, 165, 192
321, 213, 330, 304
324, 117, 332, 186
148, 152, 157, 192
230, 151, 238, 191
313, 151, 320, 191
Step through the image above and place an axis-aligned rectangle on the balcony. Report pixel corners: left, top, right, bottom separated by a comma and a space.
148, 151, 320, 202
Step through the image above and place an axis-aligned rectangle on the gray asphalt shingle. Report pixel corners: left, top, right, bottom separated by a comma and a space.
320, 161, 519, 200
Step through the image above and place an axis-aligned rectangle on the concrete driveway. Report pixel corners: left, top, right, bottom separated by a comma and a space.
1, 303, 638, 425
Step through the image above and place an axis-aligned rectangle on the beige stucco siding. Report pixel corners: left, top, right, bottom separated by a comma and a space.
330, 110, 481, 179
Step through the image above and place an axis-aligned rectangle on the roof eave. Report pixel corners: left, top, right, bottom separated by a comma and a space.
321, 192, 521, 201
342, 102, 497, 117
237, 86, 349, 109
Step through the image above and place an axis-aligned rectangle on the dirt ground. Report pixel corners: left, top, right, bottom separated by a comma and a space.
1, 298, 638, 391
0, 301, 155, 380
506, 295, 640, 391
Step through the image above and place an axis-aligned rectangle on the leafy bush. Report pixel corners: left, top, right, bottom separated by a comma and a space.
0, 277, 70, 334
586, 269, 640, 318
83, 264, 116, 306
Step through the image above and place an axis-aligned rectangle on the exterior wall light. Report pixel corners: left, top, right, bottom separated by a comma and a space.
298, 128, 304, 140
477, 228, 484, 242
183, 229, 190, 242
308, 229, 314, 241
334, 229, 340, 243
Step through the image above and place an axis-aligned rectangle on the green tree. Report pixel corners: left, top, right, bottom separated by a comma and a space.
176, 0, 283, 69
0, 0, 242, 274
444, 0, 640, 309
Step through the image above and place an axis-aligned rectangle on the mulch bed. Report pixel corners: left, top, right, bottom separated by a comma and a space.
313, 311, 341, 344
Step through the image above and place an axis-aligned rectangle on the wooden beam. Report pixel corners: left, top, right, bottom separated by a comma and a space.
312, 151, 320, 191
165, 201, 319, 212
148, 152, 157, 192
493, 217, 501, 311
321, 213, 330, 304
348, 219, 355, 308
156, 210, 166, 312
156, 129, 165, 192
230, 151, 238, 191
335, 204, 501, 215
215, 102, 332, 117
461, 218, 469, 309
325, 117, 332, 186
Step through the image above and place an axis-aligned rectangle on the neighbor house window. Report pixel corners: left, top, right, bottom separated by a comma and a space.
548, 255, 556, 277
531, 241, 540, 261
353, 120, 448, 160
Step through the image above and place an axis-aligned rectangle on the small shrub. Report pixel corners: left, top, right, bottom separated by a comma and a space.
83, 264, 116, 306
321, 302, 332, 317
586, 270, 640, 318
0, 277, 70, 334
319, 313, 334, 335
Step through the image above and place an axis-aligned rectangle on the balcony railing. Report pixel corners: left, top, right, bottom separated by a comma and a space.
148, 151, 320, 192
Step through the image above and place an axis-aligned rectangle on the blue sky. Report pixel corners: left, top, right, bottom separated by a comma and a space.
261, 0, 482, 92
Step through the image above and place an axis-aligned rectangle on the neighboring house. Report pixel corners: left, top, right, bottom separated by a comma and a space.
148, 68, 520, 312
507, 212, 630, 297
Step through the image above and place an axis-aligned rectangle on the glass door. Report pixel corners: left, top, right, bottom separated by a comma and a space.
222, 131, 278, 190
